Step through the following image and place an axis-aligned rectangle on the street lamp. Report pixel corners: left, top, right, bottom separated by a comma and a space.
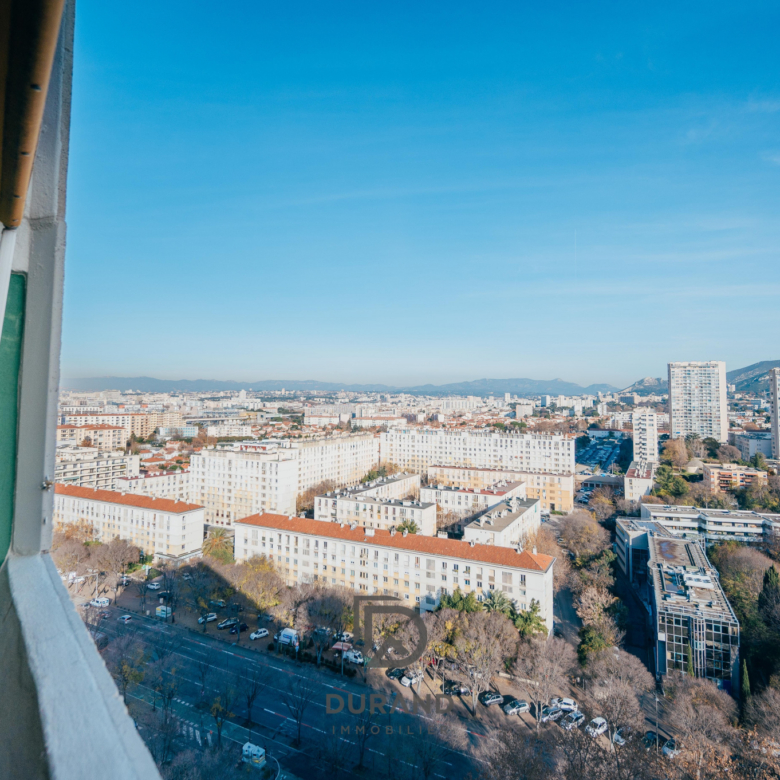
654, 692, 659, 756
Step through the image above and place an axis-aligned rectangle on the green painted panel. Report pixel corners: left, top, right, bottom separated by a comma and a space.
0, 273, 25, 563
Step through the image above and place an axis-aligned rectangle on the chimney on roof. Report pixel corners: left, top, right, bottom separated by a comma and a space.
402, 529, 408, 537
470, 540, 476, 547
532, 546, 537, 555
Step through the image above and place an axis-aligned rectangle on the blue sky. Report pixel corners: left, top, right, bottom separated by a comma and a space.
62, 1, 780, 387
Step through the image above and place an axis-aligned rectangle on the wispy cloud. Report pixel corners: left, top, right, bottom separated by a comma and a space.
762, 151, 780, 166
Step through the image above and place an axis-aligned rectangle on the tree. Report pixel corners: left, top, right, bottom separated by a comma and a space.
575, 586, 618, 628
282, 675, 318, 746
396, 518, 419, 534
439, 587, 481, 612
194, 647, 217, 703
740, 658, 751, 719
482, 589, 514, 616
105, 633, 146, 704
759, 564, 780, 625
513, 636, 576, 730
202, 528, 234, 564
209, 674, 236, 748
405, 713, 464, 780
94, 538, 139, 604
662, 438, 689, 469
136, 580, 150, 613
716, 444, 742, 464
481, 727, 552, 780
558, 511, 610, 561
514, 600, 548, 638
236, 665, 267, 732
666, 676, 737, 780
296, 479, 336, 515
307, 591, 350, 665
686, 644, 695, 677
590, 488, 615, 522
455, 611, 518, 717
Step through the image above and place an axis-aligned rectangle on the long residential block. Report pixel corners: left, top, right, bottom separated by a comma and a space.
234, 513, 556, 627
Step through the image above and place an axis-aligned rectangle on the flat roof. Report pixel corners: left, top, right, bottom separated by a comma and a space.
465, 498, 538, 534
236, 513, 555, 571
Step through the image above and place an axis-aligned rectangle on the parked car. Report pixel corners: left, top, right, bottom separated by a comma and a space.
209, 599, 227, 609
218, 617, 240, 630
147, 582, 161, 591
119, 576, 131, 586
562, 711, 585, 730
401, 670, 423, 687
229, 622, 249, 635
198, 612, 217, 624
551, 697, 578, 712
386, 667, 406, 680
478, 691, 504, 707
642, 731, 660, 751
612, 728, 629, 747
182, 572, 191, 580
100, 611, 111, 619
443, 680, 471, 696
662, 738, 681, 758
117, 615, 132, 623
502, 697, 530, 715
250, 628, 269, 640
540, 706, 564, 723
89, 597, 110, 608
334, 631, 353, 643
343, 649, 364, 664
585, 717, 608, 737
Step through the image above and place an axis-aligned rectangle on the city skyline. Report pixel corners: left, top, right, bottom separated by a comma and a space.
62, 2, 780, 385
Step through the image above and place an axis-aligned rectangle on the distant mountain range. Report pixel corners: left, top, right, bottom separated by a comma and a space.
61, 362, 780, 397
726, 360, 780, 393
61, 375, 619, 397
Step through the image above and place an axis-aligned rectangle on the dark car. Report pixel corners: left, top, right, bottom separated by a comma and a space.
210, 599, 227, 609
642, 731, 660, 751
229, 622, 249, 635
442, 681, 471, 696
478, 691, 504, 707
217, 617, 239, 630
386, 667, 406, 680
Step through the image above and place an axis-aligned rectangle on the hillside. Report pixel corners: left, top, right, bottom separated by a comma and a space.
727, 360, 780, 393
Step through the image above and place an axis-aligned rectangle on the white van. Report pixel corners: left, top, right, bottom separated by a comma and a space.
90, 597, 110, 608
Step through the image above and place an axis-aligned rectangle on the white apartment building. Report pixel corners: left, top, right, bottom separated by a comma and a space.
233, 513, 555, 625
632, 409, 659, 463
53, 484, 204, 562
636, 503, 780, 546
206, 423, 258, 438
56, 424, 126, 451
313, 494, 437, 536
420, 480, 526, 517
55, 447, 140, 490
623, 461, 656, 503
729, 431, 773, 461
771, 368, 780, 459
668, 361, 728, 442
303, 414, 350, 427
380, 428, 575, 476
351, 416, 406, 429
116, 469, 191, 502
189, 435, 379, 526
61, 412, 152, 439
352, 473, 420, 500
463, 497, 541, 548
426, 464, 574, 513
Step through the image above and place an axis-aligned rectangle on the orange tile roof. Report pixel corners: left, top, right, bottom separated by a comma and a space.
54, 483, 202, 514
235, 513, 555, 572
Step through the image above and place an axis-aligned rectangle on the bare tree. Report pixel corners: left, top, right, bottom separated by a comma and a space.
405, 713, 464, 780
209, 671, 237, 748
105, 632, 146, 704
236, 664, 267, 731
558, 511, 610, 560
282, 674, 318, 746
716, 444, 742, 464
513, 636, 576, 730
666, 675, 737, 780
194, 647, 217, 703
314, 730, 355, 780
575, 586, 618, 628
480, 726, 553, 780
95, 538, 139, 603
307, 591, 348, 665
136, 580, 150, 613
454, 611, 518, 716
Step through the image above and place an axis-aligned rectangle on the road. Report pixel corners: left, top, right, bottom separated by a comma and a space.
93, 605, 551, 779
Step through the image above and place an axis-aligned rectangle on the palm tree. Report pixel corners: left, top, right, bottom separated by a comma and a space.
514, 600, 548, 638
396, 519, 419, 535
482, 590, 514, 617
202, 528, 233, 563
